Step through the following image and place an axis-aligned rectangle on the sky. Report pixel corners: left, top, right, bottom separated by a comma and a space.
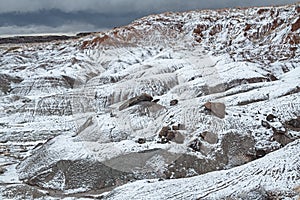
0, 0, 299, 36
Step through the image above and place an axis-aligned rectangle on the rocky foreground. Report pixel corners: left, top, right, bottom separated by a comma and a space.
0, 3, 300, 200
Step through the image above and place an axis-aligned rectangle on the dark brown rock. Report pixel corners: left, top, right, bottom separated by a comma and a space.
255, 149, 266, 158
204, 102, 226, 119
158, 127, 182, 143
137, 138, 146, 144
128, 93, 153, 107
0, 167, 7, 174
158, 126, 170, 138
166, 131, 176, 141
267, 73, 278, 81
170, 99, 178, 106
266, 114, 277, 122
61, 75, 76, 88
172, 124, 179, 130
200, 131, 218, 144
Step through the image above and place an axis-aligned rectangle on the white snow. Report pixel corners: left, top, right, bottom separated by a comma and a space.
0, 2, 299, 199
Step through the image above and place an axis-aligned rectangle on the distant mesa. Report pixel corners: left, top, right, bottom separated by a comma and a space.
158, 125, 184, 144
0, 32, 95, 44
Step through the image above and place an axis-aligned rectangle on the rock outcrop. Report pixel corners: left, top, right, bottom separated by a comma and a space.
119, 93, 153, 111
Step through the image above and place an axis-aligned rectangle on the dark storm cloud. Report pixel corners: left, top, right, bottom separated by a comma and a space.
0, 9, 137, 27
0, 0, 299, 36
0, 0, 299, 14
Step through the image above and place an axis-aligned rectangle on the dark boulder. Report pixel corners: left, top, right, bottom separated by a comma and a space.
0, 167, 7, 174
137, 138, 146, 144
128, 93, 153, 107
200, 131, 218, 144
172, 124, 179, 130
158, 126, 182, 143
158, 126, 170, 138
204, 101, 226, 119
119, 93, 153, 111
266, 114, 277, 122
170, 99, 178, 106
267, 73, 278, 81
166, 131, 176, 141
255, 149, 267, 158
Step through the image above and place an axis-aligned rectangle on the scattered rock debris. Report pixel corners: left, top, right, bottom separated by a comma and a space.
188, 138, 202, 152
158, 125, 184, 144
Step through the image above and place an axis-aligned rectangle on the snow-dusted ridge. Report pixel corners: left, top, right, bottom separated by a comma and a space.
103, 140, 300, 200
0, 3, 299, 200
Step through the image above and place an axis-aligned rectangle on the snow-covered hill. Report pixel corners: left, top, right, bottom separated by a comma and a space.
104, 140, 300, 200
0, 3, 299, 200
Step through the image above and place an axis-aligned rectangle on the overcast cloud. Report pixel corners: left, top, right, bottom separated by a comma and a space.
0, 0, 299, 36
0, 0, 299, 13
